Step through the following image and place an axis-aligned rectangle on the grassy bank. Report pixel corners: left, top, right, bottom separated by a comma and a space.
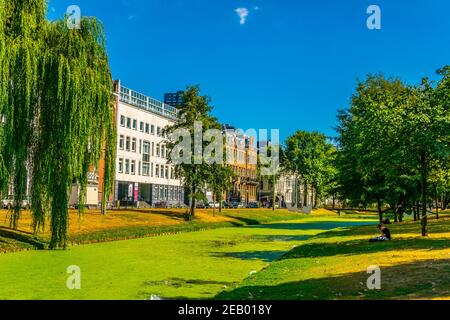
0, 215, 373, 300
0, 208, 304, 252
217, 216, 450, 300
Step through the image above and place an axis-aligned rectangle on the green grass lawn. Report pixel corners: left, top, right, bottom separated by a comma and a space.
217, 217, 450, 300
0, 216, 372, 300
0, 208, 304, 252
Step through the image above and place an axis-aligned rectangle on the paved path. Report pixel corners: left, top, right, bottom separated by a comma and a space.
0, 217, 371, 300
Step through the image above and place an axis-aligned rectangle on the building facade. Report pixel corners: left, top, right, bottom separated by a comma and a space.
223, 125, 258, 204
114, 82, 185, 208
164, 91, 184, 107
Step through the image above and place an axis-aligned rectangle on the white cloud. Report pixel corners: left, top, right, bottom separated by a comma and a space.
235, 7, 249, 25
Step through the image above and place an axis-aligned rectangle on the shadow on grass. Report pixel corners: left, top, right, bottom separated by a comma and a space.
124, 209, 186, 221
211, 250, 286, 262
281, 237, 450, 260
253, 235, 312, 242
215, 258, 450, 300
248, 221, 373, 231
0, 227, 45, 249
315, 218, 450, 240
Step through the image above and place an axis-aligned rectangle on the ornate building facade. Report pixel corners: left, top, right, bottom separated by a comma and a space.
223, 125, 258, 204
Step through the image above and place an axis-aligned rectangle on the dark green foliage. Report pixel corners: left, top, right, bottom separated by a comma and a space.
335, 72, 450, 234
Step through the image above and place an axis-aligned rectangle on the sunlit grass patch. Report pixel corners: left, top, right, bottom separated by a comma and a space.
217, 217, 450, 300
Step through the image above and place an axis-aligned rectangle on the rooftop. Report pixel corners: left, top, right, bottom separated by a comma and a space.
119, 85, 179, 121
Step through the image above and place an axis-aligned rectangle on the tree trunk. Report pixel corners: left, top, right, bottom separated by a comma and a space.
303, 181, 308, 208
420, 155, 428, 237
294, 177, 298, 209
213, 191, 216, 217
435, 185, 439, 220
101, 191, 107, 215
443, 192, 448, 210
393, 205, 398, 223
190, 185, 196, 219
377, 198, 383, 223
272, 175, 276, 211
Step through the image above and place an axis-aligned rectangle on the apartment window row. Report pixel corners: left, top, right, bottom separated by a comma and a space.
120, 115, 166, 137
119, 136, 169, 159
153, 185, 183, 202
118, 157, 176, 180
119, 135, 137, 152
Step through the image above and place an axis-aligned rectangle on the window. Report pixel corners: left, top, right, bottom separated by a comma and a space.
165, 166, 169, 179
125, 159, 130, 174
118, 158, 123, 173
140, 121, 144, 132
131, 160, 136, 175
155, 164, 160, 178
142, 141, 150, 176
126, 137, 131, 151
151, 163, 154, 177
151, 125, 155, 135
145, 123, 149, 134
157, 127, 161, 136
139, 139, 142, 154
132, 138, 137, 152
152, 142, 155, 156
138, 161, 141, 176
132, 119, 137, 130
120, 115, 126, 127
154, 185, 159, 200
161, 145, 165, 158
119, 135, 124, 150
126, 117, 131, 129
156, 144, 160, 157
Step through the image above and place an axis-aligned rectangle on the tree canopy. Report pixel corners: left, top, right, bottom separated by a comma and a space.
335, 70, 450, 234
0, 1, 115, 248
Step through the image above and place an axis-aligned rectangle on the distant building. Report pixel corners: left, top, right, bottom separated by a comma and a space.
222, 125, 258, 204
112, 81, 185, 208
164, 91, 184, 107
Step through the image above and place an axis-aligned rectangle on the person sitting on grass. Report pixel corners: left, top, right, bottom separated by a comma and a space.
369, 223, 392, 242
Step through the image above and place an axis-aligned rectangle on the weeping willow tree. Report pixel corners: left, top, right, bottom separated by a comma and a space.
0, 0, 116, 249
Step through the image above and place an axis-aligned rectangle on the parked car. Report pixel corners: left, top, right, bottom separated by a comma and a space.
195, 202, 207, 209
1, 196, 30, 210
246, 202, 259, 209
231, 201, 245, 209
222, 201, 232, 209
208, 202, 220, 209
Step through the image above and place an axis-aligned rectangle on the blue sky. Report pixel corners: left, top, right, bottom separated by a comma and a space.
48, 0, 450, 141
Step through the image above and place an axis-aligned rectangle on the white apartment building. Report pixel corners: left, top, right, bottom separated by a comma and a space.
114, 81, 185, 207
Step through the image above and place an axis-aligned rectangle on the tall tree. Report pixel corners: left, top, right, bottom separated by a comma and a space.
284, 131, 333, 209
0, 1, 115, 248
336, 76, 409, 222
165, 86, 220, 219
208, 163, 234, 214
336, 71, 449, 234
